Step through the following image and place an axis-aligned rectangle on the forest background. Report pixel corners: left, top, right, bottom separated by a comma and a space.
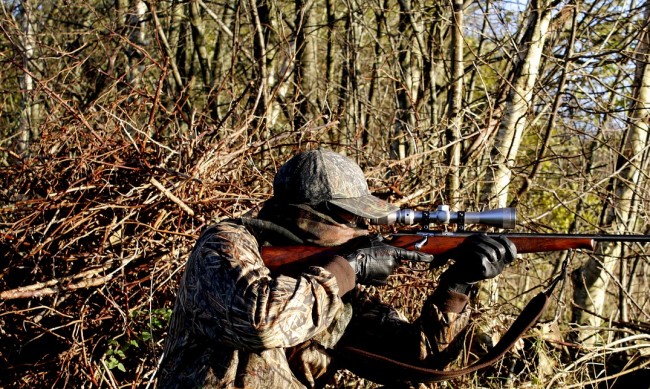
1, 0, 650, 387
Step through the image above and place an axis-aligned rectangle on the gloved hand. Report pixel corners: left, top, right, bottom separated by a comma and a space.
441, 234, 517, 287
342, 237, 434, 285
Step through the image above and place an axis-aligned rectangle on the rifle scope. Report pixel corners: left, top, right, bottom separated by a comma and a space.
369, 205, 517, 230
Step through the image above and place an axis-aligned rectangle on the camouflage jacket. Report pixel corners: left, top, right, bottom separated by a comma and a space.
157, 221, 470, 388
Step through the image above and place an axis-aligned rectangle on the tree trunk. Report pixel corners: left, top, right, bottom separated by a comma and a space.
249, 0, 270, 138
477, 0, 554, 308
129, 1, 148, 87
512, 3, 578, 207
465, 0, 490, 108
363, 0, 387, 148
423, 2, 446, 148
337, 1, 360, 145
294, 0, 317, 131
190, 0, 211, 90
391, 0, 418, 160
481, 0, 554, 208
445, 0, 463, 208
151, 0, 185, 101
206, 0, 234, 121
571, 1, 650, 344
17, 0, 41, 153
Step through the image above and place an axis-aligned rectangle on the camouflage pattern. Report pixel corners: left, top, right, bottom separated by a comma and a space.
157, 211, 471, 388
273, 150, 398, 219
157, 221, 351, 388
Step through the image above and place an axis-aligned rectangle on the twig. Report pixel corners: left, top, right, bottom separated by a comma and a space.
149, 177, 200, 219
0, 273, 113, 300
545, 334, 650, 388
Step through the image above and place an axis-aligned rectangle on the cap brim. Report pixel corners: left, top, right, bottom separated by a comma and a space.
329, 195, 399, 219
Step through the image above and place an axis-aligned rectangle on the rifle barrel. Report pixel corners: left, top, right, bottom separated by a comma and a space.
389, 232, 650, 255
590, 234, 650, 242
403, 232, 650, 242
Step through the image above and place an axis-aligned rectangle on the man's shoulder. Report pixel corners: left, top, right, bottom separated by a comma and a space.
197, 220, 258, 246
187, 221, 264, 268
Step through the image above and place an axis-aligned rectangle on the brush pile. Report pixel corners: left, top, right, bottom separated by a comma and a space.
0, 122, 297, 386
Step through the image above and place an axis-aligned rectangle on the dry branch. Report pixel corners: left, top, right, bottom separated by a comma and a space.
149, 177, 198, 218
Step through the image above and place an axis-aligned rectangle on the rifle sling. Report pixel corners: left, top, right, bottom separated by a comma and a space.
333, 286, 552, 384
234, 217, 305, 244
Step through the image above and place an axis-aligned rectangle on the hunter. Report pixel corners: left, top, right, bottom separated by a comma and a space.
157, 149, 516, 388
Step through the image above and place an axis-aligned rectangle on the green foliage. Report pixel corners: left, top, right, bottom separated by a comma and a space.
104, 339, 128, 373
102, 308, 172, 374
132, 307, 173, 343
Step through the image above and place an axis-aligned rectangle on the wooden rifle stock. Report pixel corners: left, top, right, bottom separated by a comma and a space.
262, 232, 650, 272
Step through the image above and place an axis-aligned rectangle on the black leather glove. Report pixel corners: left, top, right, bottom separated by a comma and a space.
440, 234, 517, 291
342, 237, 434, 285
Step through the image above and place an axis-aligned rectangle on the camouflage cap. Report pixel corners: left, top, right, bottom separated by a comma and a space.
273, 149, 398, 219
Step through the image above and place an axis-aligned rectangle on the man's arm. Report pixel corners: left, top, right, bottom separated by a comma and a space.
179, 222, 354, 350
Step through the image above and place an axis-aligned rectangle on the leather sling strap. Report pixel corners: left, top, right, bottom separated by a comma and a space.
333, 268, 566, 384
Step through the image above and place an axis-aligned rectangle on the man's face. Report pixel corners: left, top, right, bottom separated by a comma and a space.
321, 203, 367, 228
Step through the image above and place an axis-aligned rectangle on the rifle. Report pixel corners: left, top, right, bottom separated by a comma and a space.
261, 205, 650, 272
260, 205, 650, 383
